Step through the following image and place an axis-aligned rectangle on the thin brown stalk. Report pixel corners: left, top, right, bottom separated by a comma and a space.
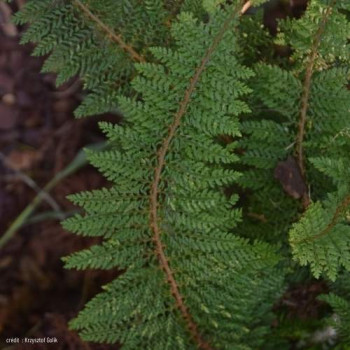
148, 2, 250, 349
295, 0, 336, 209
73, 0, 145, 63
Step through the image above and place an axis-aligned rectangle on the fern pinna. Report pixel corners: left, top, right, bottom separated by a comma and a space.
13, 0, 188, 116
12, 0, 350, 348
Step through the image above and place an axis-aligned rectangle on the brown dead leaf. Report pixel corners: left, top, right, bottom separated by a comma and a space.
274, 156, 307, 199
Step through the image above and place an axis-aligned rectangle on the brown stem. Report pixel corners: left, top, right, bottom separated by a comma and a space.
72, 0, 145, 63
295, 0, 336, 209
149, 2, 250, 349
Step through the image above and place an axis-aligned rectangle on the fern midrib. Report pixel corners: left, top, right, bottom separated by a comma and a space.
72, 0, 145, 63
149, 2, 250, 349
295, 0, 337, 209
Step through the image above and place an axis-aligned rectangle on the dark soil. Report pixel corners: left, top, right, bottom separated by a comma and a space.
0, 2, 119, 349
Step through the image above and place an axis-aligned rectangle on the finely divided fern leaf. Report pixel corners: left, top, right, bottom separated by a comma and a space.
13, 0, 350, 348
63, 2, 283, 349
13, 0, 176, 117
289, 191, 350, 281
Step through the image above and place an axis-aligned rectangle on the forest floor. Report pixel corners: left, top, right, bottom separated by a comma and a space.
0, 1, 316, 350
0, 2, 118, 349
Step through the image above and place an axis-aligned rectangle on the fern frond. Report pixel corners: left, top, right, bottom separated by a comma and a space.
280, 0, 350, 207
236, 0, 350, 243
63, 1, 284, 348
14, 0, 350, 347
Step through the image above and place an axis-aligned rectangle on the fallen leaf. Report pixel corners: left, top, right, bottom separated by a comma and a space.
274, 156, 307, 199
